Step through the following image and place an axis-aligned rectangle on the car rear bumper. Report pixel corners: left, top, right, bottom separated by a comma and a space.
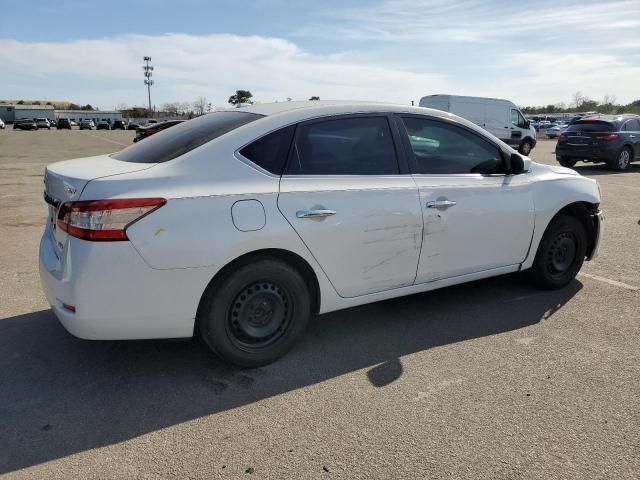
39, 229, 213, 340
556, 144, 618, 162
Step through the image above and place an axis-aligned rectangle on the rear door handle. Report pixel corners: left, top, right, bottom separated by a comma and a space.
426, 200, 457, 209
296, 209, 337, 219
630, 135, 636, 138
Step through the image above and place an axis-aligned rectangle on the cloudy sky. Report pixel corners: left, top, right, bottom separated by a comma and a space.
1, 0, 639, 109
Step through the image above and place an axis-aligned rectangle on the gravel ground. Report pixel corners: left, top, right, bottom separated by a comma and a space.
0, 129, 638, 479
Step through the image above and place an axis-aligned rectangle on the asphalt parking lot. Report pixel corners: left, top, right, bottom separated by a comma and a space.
0, 129, 639, 479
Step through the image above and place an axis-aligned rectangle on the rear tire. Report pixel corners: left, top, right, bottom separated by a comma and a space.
198, 256, 311, 368
527, 214, 587, 289
519, 139, 533, 155
557, 156, 577, 168
608, 146, 632, 171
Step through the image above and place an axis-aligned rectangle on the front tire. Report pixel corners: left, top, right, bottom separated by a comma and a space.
519, 139, 533, 155
198, 256, 311, 368
527, 214, 587, 289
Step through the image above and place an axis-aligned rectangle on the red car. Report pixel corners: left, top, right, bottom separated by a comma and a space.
133, 120, 185, 142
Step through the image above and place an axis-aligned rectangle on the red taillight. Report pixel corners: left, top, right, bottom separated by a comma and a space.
596, 134, 618, 141
57, 198, 166, 241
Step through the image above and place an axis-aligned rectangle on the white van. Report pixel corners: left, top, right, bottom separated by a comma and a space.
419, 95, 537, 155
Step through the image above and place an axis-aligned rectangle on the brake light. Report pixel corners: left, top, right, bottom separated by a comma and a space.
596, 134, 618, 141
57, 198, 166, 241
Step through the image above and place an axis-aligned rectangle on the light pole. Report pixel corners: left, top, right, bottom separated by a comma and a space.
143, 56, 154, 117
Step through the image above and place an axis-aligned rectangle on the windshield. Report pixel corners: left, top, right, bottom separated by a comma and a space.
112, 111, 263, 163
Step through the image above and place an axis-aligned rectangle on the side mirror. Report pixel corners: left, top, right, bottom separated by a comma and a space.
509, 153, 525, 175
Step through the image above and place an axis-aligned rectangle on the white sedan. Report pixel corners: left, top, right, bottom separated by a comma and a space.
40, 101, 603, 367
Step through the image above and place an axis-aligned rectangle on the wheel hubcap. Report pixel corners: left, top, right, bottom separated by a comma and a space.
618, 150, 630, 168
546, 232, 577, 275
227, 282, 290, 349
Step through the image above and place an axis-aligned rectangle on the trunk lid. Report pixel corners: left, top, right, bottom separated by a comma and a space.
43, 154, 156, 255
558, 121, 614, 148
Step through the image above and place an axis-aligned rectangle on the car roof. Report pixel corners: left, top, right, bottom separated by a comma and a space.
577, 114, 639, 124
215, 100, 516, 154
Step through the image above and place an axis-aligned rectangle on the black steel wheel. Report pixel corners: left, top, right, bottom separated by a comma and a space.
527, 214, 587, 289
198, 256, 311, 367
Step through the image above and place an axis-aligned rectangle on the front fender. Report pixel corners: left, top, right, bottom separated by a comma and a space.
521, 174, 600, 270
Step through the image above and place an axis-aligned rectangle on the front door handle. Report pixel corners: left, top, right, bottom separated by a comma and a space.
296, 209, 337, 219
426, 200, 457, 209
630, 135, 636, 139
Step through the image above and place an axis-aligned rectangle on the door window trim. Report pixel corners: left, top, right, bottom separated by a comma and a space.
393, 113, 509, 177
282, 113, 411, 176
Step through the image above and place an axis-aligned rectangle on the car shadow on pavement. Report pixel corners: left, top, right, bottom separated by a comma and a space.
573, 163, 640, 176
0, 274, 582, 473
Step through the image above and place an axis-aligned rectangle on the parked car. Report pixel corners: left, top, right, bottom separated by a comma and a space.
546, 124, 568, 139
79, 120, 95, 130
70, 120, 78, 127
56, 118, 72, 130
13, 119, 38, 130
50, 119, 57, 128
126, 123, 140, 131
556, 114, 640, 170
36, 118, 51, 129
419, 95, 537, 155
40, 102, 603, 367
96, 121, 111, 130
0, 118, 5, 129
112, 120, 126, 130
147, 119, 158, 125
133, 120, 184, 142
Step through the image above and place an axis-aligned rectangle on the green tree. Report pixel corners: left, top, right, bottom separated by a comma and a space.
309, 96, 320, 101
228, 90, 253, 105
16, 100, 24, 105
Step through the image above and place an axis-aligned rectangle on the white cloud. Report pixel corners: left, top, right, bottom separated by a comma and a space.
0, 33, 452, 107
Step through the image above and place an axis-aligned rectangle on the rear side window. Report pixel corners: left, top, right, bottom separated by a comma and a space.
287, 116, 399, 175
239, 125, 295, 175
566, 122, 613, 133
112, 112, 263, 163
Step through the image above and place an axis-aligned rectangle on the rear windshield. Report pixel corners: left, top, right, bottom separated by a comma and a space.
566, 122, 614, 133
112, 111, 263, 163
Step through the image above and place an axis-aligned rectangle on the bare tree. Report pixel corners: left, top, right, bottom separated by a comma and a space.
193, 96, 208, 116
571, 91, 587, 109
162, 102, 180, 116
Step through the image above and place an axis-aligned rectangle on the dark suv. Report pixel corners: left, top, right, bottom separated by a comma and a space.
56, 118, 72, 130
556, 115, 640, 171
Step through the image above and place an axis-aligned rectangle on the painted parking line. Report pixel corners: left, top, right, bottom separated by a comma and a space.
81, 132, 130, 147
579, 272, 638, 291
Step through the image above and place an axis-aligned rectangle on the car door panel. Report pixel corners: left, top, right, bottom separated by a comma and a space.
395, 114, 535, 283
277, 114, 422, 298
413, 174, 534, 283
278, 176, 422, 297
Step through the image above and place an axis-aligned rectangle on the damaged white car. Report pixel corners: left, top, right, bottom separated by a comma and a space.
40, 101, 603, 367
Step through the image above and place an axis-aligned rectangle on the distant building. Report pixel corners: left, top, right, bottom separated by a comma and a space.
0, 104, 55, 122
55, 110, 123, 123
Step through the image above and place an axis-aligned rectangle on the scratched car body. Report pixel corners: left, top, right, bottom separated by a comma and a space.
39, 101, 603, 367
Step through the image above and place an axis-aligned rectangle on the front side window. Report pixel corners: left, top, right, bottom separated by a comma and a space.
400, 116, 503, 175
511, 109, 527, 128
287, 116, 399, 175
622, 119, 640, 131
